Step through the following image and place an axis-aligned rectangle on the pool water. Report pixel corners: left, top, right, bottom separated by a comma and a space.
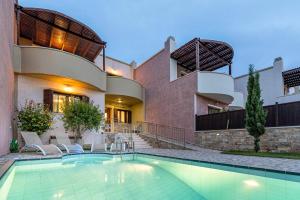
0, 154, 299, 200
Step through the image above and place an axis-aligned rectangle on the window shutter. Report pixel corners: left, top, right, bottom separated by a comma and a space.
43, 89, 53, 111
128, 111, 132, 124
82, 96, 90, 103
114, 109, 118, 122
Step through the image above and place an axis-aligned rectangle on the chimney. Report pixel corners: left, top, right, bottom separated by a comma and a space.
164, 36, 176, 53
273, 57, 283, 71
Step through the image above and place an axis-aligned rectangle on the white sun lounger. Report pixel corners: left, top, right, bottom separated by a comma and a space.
20, 131, 62, 156
83, 132, 110, 152
55, 133, 84, 154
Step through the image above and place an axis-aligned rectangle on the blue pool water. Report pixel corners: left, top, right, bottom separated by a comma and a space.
0, 154, 299, 200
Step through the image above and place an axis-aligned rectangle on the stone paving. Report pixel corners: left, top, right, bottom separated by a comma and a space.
137, 148, 300, 174
1, 148, 300, 174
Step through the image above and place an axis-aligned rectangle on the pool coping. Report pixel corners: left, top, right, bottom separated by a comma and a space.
1, 152, 300, 181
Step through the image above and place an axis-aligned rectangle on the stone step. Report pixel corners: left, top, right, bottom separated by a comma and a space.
130, 133, 153, 149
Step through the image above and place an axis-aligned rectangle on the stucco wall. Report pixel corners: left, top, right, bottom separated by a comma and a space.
95, 55, 134, 79
234, 58, 284, 106
134, 38, 223, 142
0, 0, 15, 155
131, 103, 145, 123
195, 127, 300, 152
14, 46, 107, 92
106, 76, 144, 101
195, 95, 226, 115
134, 37, 229, 140
17, 75, 105, 144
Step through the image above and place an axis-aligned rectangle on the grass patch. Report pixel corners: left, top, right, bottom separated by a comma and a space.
222, 150, 300, 160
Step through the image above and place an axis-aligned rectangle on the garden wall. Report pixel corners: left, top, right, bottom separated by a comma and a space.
194, 126, 300, 152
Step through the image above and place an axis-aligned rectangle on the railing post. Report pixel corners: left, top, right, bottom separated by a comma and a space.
226, 110, 230, 129
183, 129, 186, 149
275, 102, 279, 126
155, 124, 158, 142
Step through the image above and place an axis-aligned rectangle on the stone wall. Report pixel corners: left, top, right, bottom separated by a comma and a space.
194, 126, 300, 152
0, 0, 16, 155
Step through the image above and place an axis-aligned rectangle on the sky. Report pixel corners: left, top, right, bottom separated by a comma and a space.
19, 0, 300, 77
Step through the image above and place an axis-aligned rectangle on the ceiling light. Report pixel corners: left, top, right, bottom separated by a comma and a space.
63, 85, 73, 93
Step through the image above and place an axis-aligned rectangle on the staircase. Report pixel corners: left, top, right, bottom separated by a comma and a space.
131, 133, 152, 149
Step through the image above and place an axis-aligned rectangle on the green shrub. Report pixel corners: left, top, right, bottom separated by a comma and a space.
10, 139, 19, 153
18, 100, 53, 135
62, 100, 103, 141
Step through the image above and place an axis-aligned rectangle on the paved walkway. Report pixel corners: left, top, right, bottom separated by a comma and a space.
1, 148, 300, 174
137, 148, 300, 173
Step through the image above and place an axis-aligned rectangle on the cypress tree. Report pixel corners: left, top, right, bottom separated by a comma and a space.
245, 65, 267, 152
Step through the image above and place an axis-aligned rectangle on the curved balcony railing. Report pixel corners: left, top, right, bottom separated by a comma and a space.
13, 45, 106, 91
229, 92, 244, 110
106, 76, 144, 102
197, 71, 234, 104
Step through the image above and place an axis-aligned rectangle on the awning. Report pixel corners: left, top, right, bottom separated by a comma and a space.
16, 5, 106, 62
283, 67, 300, 87
171, 38, 234, 72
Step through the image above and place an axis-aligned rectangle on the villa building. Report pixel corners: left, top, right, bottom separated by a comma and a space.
235, 57, 300, 106
1, 1, 299, 156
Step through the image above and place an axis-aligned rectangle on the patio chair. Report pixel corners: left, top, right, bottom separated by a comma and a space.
110, 133, 126, 152
20, 131, 62, 156
84, 133, 109, 152
55, 132, 84, 154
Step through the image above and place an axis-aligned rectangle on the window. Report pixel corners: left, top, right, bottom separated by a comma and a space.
114, 109, 131, 123
208, 105, 222, 114
44, 89, 89, 113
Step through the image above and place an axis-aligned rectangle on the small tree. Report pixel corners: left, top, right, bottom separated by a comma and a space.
62, 100, 103, 141
245, 65, 267, 152
18, 100, 53, 135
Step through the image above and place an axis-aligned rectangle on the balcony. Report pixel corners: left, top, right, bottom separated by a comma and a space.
13, 46, 106, 91
229, 92, 244, 110
106, 76, 144, 106
197, 71, 234, 104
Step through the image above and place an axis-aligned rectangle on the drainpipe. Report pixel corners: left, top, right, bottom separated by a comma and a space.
102, 47, 106, 71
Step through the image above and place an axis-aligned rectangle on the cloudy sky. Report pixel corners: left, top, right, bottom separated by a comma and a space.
19, 0, 300, 76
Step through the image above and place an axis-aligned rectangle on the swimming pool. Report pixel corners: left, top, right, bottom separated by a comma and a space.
0, 154, 299, 200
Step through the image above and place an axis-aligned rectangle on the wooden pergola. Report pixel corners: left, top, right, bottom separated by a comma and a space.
283, 67, 300, 87
171, 38, 234, 75
15, 5, 106, 68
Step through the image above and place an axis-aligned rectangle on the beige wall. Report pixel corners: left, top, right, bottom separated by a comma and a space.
95, 55, 134, 79
0, 0, 16, 155
14, 46, 107, 92
131, 103, 145, 123
17, 75, 105, 111
17, 75, 105, 144
106, 76, 144, 102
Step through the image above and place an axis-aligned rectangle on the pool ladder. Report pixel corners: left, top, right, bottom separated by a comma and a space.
116, 139, 135, 161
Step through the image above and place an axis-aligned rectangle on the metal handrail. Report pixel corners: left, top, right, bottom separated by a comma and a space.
105, 121, 190, 149
135, 121, 187, 148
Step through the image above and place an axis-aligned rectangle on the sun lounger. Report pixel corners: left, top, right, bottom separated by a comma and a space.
20, 131, 62, 156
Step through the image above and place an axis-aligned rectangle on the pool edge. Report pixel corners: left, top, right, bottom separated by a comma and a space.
1, 152, 300, 181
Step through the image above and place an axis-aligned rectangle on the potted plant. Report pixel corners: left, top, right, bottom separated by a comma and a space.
62, 100, 103, 142
17, 100, 53, 135
9, 139, 19, 153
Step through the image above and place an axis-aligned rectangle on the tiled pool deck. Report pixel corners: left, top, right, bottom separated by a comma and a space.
1, 148, 300, 176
